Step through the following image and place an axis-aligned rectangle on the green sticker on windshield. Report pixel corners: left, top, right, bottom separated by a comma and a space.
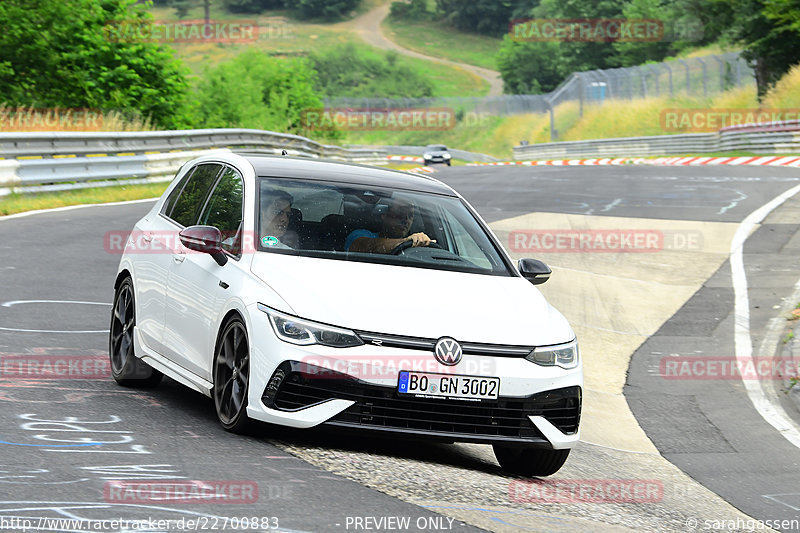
262, 236, 279, 247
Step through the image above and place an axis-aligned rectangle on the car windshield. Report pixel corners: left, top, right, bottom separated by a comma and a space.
427, 145, 448, 151
256, 177, 512, 276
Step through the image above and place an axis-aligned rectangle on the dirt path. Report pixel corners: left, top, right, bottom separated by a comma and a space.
343, 3, 504, 97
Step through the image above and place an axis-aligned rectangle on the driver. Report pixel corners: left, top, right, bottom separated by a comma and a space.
260, 189, 298, 249
345, 197, 434, 254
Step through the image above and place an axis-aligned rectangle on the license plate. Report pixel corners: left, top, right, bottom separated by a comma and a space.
397, 371, 499, 401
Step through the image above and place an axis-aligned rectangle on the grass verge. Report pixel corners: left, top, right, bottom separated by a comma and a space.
0, 182, 169, 217
381, 16, 502, 71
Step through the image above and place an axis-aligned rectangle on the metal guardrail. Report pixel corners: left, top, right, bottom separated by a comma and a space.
513, 121, 800, 160
0, 129, 389, 195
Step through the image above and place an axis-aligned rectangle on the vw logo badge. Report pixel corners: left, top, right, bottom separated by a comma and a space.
434, 337, 462, 366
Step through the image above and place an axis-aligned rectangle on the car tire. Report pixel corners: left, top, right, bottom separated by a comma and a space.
213, 316, 251, 433
446, 161, 451, 166
109, 277, 163, 387
492, 445, 570, 477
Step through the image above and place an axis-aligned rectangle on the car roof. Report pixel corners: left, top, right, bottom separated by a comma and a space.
238, 154, 457, 196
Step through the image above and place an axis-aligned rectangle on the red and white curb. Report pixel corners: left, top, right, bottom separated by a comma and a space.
643, 155, 800, 167
408, 166, 435, 174
467, 155, 800, 168
387, 155, 424, 163
467, 158, 636, 166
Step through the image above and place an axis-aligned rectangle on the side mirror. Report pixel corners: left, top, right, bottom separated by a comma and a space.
179, 225, 228, 266
518, 258, 550, 285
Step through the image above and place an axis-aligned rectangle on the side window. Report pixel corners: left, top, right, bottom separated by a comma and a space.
162, 166, 195, 217
199, 167, 244, 255
167, 163, 223, 227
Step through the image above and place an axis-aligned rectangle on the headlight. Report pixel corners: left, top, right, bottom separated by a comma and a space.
258, 304, 363, 348
525, 340, 579, 369
443, 153, 451, 159
423, 153, 432, 158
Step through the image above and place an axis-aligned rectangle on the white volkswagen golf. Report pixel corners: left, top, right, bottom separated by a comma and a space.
110, 153, 582, 476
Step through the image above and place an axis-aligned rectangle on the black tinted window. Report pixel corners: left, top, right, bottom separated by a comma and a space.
162, 166, 195, 217
168, 163, 223, 227
200, 167, 244, 254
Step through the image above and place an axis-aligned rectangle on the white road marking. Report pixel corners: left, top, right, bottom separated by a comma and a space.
1, 300, 109, 308
0, 300, 110, 333
731, 183, 800, 449
717, 189, 748, 215
602, 198, 622, 212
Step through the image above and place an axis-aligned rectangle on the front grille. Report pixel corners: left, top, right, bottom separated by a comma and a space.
355, 331, 534, 358
266, 363, 580, 441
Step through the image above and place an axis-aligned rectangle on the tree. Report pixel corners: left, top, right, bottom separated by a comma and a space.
0, 0, 189, 128
496, 37, 564, 93
223, 0, 284, 13
289, 0, 361, 20
721, 0, 800, 97
435, 0, 520, 36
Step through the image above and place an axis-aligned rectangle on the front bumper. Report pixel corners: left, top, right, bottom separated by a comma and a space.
266, 361, 580, 447
245, 308, 582, 449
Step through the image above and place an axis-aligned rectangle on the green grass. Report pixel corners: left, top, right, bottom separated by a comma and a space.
381, 16, 502, 71
0, 182, 169, 216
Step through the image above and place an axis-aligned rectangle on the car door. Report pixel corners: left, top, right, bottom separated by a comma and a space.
163, 165, 244, 381
133, 165, 200, 355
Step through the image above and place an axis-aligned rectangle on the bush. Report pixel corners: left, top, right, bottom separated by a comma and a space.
289, 0, 361, 20
192, 50, 337, 139
311, 44, 434, 98
390, 0, 428, 18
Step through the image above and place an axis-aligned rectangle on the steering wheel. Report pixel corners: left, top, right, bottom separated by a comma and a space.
390, 239, 442, 255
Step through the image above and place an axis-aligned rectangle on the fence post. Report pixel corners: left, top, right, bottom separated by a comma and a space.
665, 63, 673, 96
650, 65, 661, 97
678, 59, 691, 94
546, 98, 557, 142
697, 57, 708, 96
712, 55, 724, 91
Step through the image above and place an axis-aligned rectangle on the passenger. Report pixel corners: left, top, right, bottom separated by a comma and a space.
345, 197, 434, 254
260, 189, 298, 249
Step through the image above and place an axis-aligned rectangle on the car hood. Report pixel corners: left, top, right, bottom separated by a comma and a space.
250, 253, 573, 346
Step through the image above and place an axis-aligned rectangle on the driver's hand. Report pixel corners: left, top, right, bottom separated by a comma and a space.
406, 232, 435, 247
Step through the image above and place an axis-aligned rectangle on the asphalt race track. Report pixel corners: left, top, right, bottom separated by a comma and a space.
0, 164, 799, 532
